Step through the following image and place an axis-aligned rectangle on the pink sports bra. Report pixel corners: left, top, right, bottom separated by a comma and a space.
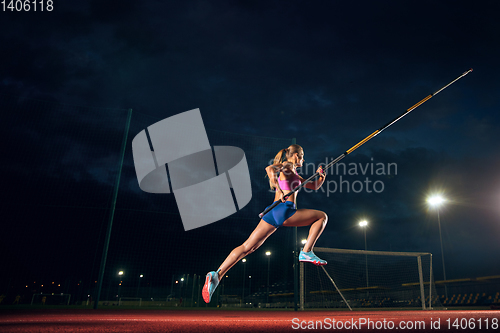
277, 169, 302, 191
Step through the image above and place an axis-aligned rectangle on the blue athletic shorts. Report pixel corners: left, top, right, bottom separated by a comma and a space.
262, 201, 297, 228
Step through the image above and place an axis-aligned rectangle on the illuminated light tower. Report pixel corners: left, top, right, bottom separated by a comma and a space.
179, 276, 185, 303
266, 251, 271, 304
137, 274, 143, 297
359, 221, 369, 289
118, 271, 124, 299
427, 194, 448, 299
242, 259, 247, 305
248, 275, 252, 298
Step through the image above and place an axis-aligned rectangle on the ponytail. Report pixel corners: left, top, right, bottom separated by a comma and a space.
273, 148, 288, 165
268, 144, 303, 189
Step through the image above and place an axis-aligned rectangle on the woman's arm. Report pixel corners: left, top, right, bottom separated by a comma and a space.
300, 166, 326, 191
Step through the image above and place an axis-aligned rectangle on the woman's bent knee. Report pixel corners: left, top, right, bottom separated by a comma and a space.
321, 212, 328, 225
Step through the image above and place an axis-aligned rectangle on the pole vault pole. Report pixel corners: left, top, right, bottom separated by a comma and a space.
259, 69, 472, 218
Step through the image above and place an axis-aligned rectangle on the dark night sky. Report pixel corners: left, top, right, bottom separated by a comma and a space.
1, 0, 500, 297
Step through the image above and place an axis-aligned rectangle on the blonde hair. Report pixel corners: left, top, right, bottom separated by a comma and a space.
268, 144, 303, 189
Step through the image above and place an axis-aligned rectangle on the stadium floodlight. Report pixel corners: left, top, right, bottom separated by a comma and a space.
137, 275, 144, 297
117, 271, 124, 299
427, 195, 445, 207
359, 220, 369, 290
301, 239, 307, 245
248, 276, 252, 296
242, 259, 247, 303
427, 194, 448, 298
266, 251, 271, 304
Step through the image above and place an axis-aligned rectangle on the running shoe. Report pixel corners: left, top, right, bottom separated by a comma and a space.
299, 250, 327, 266
202, 269, 220, 303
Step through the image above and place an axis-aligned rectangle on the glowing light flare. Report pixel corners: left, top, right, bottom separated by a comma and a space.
427, 195, 446, 207
359, 220, 368, 227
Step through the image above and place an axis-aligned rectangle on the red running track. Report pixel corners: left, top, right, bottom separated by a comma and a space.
0, 309, 499, 332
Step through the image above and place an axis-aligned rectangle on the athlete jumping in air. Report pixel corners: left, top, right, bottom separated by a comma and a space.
202, 144, 328, 303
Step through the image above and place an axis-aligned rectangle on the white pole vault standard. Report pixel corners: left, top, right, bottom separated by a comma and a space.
259, 69, 473, 218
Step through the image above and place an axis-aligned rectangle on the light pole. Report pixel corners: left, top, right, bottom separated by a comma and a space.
359, 221, 369, 290
118, 271, 124, 301
266, 251, 271, 304
427, 194, 448, 299
242, 259, 246, 306
248, 275, 252, 298
136, 274, 143, 297
180, 276, 184, 302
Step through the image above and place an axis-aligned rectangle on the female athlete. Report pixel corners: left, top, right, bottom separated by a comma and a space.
202, 144, 328, 303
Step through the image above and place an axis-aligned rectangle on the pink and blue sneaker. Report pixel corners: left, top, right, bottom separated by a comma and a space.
299, 250, 327, 266
202, 269, 220, 303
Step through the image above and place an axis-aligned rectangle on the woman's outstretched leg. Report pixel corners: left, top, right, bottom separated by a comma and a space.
202, 220, 276, 303
217, 220, 276, 278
